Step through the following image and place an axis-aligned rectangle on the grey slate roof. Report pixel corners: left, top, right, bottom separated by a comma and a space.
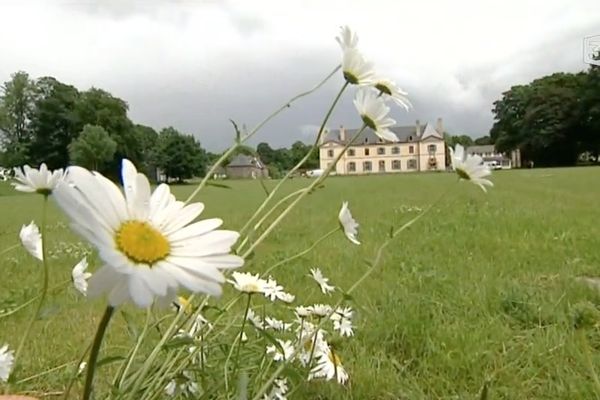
323, 125, 426, 145
466, 145, 496, 155
227, 154, 265, 168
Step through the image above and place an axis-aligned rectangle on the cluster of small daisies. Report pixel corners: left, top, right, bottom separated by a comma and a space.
228, 268, 354, 386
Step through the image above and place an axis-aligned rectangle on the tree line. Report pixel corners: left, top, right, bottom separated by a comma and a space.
0, 71, 207, 181
490, 63, 600, 166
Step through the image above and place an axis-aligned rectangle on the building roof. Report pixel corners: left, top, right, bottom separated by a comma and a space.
227, 154, 265, 168
466, 145, 496, 154
322, 123, 441, 146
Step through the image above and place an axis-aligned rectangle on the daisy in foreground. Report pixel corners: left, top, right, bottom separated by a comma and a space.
13, 163, 63, 195
0, 344, 14, 383
310, 267, 335, 294
309, 344, 349, 385
72, 257, 92, 296
19, 221, 43, 261
53, 159, 244, 308
449, 144, 494, 192
353, 88, 398, 142
338, 202, 360, 245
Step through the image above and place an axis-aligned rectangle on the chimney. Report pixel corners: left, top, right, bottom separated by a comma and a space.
436, 117, 443, 135
339, 125, 346, 141
415, 120, 421, 136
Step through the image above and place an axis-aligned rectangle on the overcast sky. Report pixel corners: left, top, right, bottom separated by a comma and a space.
1, 0, 599, 151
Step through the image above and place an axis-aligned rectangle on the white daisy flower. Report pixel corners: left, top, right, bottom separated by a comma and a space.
247, 309, 264, 330
342, 48, 375, 86
335, 25, 358, 50
449, 144, 494, 192
78, 361, 87, 375
228, 271, 267, 294
372, 78, 411, 111
266, 339, 295, 362
338, 202, 360, 245
295, 306, 312, 318
19, 221, 43, 261
0, 344, 14, 383
164, 371, 198, 397
12, 163, 63, 195
265, 316, 292, 331
276, 291, 295, 303
72, 257, 92, 295
309, 268, 335, 294
263, 377, 289, 400
53, 159, 244, 308
333, 318, 354, 337
297, 325, 328, 367
353, 88, 398, 142
309, 345, 349, 385
189, 313, 212, 337
308, 304, 333, 318
165, 380, 177, 396
263, 277, 284, 301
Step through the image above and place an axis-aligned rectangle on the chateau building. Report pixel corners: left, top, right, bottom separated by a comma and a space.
319, 119, 446, 175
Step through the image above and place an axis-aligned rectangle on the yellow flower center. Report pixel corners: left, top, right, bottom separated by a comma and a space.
328, 350, 342, 366
375, 83, 392, 96
116, 221, 170, 265
361, 115, 377, 131
455, 167, 471, 180
242, 283, 261, 293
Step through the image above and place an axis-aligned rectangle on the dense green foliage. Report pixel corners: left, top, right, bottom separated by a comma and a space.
491, 65, 600, 166
68, 124, 117, 171
0, 71, 210, 181
257, 141, 319, 177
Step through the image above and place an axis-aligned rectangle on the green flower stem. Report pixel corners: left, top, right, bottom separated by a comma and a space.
184, 64, 340, 206
252, 183, 455, 400
236, 80, 349, 249
241, 124, 366, 259
0, 279, 70, 320
262, 227, 340, 277
83, 305, 115, 400
113, 307, 153, 389
12, 195, 50, 379
231, 294, 253, 386
307, 317, 323, 366
62, 342, 91, 400
0, 243, 19, 257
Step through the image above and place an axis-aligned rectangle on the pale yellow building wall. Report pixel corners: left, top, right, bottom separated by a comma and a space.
319, 140, 446, 175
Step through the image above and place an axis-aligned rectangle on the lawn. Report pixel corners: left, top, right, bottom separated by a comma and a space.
1, 167, 600, 399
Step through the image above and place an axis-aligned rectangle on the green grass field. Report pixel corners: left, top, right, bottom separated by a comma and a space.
2, 167, 600, 399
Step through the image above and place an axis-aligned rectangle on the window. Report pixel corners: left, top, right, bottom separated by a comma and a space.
348, 149, 355, 156
408, 135, 413, 141
378, 160, 385, 172
428, 144, 437, 153
391, 146, 400, 154
364, 148, 370, 156
377, 147, 385, 155
348, 162, 356, 172
363, 161, 372, 172
409, 145, 414, 154
392, 160, 401, 170
364, 137, 369, 143
327, 149, 334, 157
407, 159, 417, 170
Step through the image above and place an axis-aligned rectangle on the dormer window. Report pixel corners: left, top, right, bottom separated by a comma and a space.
364, 137, 369, 143
408, 135, 413, 141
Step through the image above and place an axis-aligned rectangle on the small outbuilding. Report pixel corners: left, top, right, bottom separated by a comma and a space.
225, 154, 269, 179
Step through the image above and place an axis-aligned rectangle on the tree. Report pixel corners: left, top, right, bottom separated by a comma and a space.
75, 88, 138, 167
257, 142, 275, 164
445, 134, 474, 148
155, 127, 206, 182
0, 71, 36, 166
473, 136, 493, 145
68, 124, 117, 170
134, 124, 159, 175
28, 77, 80, 169
491, 73, 587, 166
